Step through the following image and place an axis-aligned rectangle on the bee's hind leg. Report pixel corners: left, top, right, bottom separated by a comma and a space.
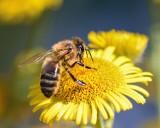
62, 62, 86, 86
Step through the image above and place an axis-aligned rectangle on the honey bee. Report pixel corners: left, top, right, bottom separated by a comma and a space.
19, 37, 95, 98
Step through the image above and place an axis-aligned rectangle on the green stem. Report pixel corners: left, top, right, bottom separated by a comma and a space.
105, 105, 115, 128
148, 0, 160, 121
105, 119, 114, 128
79, 125, 91, 128
94, 113, 105, 128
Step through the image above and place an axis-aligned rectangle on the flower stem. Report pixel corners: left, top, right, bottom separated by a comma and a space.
79, 126, 91, 128
149, 0, 160, 122
105, 119, 114, 128
94, 113, 105, 128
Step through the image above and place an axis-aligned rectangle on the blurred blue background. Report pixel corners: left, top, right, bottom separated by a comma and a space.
0, 0, 150, 73
0, 0, 158, 128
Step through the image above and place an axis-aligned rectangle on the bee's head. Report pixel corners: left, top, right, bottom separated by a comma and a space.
73, 37, 85, 53
72, 37, 93, 62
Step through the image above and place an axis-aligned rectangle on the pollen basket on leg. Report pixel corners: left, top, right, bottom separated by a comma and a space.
55, 58, 126, 104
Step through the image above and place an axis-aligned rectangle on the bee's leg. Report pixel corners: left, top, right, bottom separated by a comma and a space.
67, 61, 97, 70
62, 62, 86, 86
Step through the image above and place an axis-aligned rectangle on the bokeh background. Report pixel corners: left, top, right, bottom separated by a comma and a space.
0, 0, 159, 128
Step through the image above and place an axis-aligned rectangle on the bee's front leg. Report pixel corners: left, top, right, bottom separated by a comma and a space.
66, 61, 97, 70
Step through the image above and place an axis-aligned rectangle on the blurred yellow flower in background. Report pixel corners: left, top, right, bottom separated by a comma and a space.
154, 0, 160, 4
28, 47, 152, 126
88, 29, 149, 61
0, 0, 63, 24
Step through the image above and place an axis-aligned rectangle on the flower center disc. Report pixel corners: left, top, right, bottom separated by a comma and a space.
55, 58, 126, 104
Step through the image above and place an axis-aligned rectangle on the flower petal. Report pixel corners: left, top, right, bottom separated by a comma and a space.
90, 101, 97, 125
76, 102, 83, 125
96, 98, 108, 120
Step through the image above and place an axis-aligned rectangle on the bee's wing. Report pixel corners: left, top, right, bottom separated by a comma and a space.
18, 49, 53, 67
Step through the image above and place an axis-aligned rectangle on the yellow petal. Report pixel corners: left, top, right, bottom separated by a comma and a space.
106, 94, 121, 113
98, 98, 114, 119
68, 104, 78, 120
109, 91, 129, 111
119, 88, 146, 104
96, 98, 108, 120
113, 56, 131, 66
33, 99, 51, 112
82, 102, 89, 125
64, 103, 76, 120
90, 101, 97, 125
43, 102, 63, 124
55, 102, 72, 121
128, 85, 149, 97
76, 102, 83, 125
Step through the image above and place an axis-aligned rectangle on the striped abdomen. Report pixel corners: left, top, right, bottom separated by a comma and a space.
40, 63, 60, 98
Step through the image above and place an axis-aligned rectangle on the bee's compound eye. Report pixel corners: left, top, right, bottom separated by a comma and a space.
78, 44, 84, 52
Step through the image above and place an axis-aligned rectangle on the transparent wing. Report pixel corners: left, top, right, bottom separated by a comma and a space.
18, 49, 53, 67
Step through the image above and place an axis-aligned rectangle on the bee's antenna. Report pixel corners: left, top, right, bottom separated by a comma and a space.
85, 49, 88, 58
85, 48, 94, 62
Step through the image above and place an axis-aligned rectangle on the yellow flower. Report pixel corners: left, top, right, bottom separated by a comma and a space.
88, 29, 149, 61
0, 0, 63, 24
28, 47, 152, 126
